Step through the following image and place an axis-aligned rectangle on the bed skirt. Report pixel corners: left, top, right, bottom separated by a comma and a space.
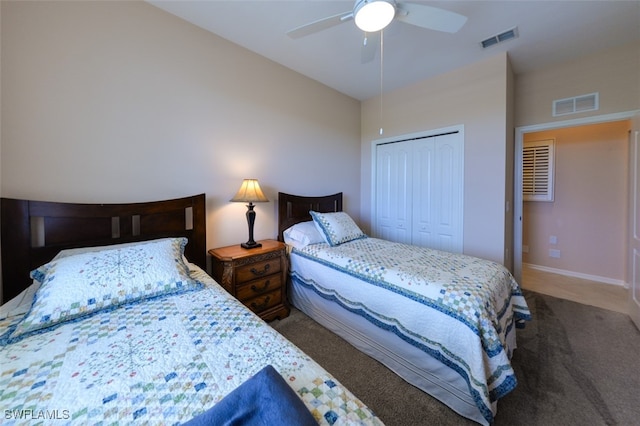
289, 281, 500, 425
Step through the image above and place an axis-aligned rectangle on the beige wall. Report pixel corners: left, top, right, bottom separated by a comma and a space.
515, 41, 639, 285
504, 57, 515, 271
361, 53, 512, 264
0, 1, 3, 300
515, 41, 640, 127
523, 121, 629, 283
0, 1, 361, 255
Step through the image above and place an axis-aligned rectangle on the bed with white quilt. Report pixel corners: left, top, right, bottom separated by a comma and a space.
0, 194, 383, 425
278, 192, 531, 426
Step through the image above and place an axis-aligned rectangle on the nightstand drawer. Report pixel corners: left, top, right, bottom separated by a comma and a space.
236, 274, 283, 301
245, 290, 282, 314
235, 258, 281, 283
208, 240, 289, 322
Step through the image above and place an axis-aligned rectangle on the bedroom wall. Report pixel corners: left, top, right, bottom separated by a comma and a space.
515, 41, 640, 127
514, 41, 639, 285
0, 1, 361, 257
0, 2, 3, 304
504, 58, 516, 272
360, 53, 512, 265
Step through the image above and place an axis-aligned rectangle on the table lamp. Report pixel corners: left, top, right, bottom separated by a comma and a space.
230, 179, 269, 249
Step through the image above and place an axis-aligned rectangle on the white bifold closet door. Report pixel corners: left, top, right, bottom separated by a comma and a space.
375, 132, 463, 253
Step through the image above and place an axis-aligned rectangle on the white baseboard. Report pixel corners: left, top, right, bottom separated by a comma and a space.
524, 263, 627, 288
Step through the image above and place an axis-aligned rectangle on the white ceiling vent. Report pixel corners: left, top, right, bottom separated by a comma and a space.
553, 92, 599, 116
480, 27, 519, 48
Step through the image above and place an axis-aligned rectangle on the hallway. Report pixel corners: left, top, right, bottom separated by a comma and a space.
521, 264, 628, 314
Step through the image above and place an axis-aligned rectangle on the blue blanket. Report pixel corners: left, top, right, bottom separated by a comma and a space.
183, 365, 318, 426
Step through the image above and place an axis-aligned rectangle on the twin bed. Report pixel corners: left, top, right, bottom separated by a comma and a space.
0, 194, 381, 425
278, 192, 531, 425
0, 191, 530, 425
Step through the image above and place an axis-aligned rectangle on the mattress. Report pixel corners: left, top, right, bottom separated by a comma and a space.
288, 237, 531, 425
0, 264, 383, 425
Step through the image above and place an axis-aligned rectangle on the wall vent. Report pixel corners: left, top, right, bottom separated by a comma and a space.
553, 92, 599, 116
480, 27, 519, 48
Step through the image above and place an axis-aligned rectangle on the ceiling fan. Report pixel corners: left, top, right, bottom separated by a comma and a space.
287, 0, 467, 62
288, 0, 467, 37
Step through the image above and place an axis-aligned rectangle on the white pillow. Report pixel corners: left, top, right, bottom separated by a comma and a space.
2, 238, 201, 345
309, 211, 367, 247
52, 240, 192, 266
283, 221, 326, 249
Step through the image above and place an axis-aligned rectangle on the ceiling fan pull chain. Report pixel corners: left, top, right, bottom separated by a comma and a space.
379, 29, 384, 136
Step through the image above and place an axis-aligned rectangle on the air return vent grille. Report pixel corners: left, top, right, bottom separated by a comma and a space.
553, 93, 599, 116
481, 27, 519, 48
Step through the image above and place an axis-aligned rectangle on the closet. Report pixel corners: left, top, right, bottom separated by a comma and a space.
374, 129, 464, 253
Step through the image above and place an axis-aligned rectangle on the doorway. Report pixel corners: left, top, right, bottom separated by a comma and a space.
514, 111, 638, 311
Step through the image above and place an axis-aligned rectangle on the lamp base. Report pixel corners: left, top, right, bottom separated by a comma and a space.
241, 241, 262, 249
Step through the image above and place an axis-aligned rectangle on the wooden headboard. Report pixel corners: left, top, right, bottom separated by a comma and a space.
1, 193, 206, 303
277, 192, 343, 241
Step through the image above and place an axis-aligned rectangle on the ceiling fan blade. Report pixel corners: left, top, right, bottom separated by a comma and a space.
361, 32, 380, 63
396, 2, 467, 33
287, 11, 353, 39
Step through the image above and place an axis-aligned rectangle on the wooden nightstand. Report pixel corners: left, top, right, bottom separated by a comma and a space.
209, 240, 289, 321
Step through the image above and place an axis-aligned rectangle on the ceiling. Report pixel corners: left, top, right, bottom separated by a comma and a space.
148, 1, 640, 101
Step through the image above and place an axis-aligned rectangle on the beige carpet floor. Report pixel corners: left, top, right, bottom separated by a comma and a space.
272, 291, 640, 426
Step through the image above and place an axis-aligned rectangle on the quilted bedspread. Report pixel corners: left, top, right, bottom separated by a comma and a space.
0, 267, 383, 425
290, 237, 531, 424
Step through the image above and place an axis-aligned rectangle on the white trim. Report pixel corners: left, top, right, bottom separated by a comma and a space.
516, 110, 640, 134
513, 109, 640, 284
371, 124, 463, 146
524, 263, 627, 288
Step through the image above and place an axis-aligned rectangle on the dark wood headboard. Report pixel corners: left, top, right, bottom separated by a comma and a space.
1, 193, 206, 303
277, 192, 343, 241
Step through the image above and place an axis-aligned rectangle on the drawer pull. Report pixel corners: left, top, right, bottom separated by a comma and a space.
250, 264, 271, 276
251, 280, 271, 294
251, 296, 271, 311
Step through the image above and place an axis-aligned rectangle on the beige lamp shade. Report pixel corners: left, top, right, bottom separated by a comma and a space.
230, 179, 269, 203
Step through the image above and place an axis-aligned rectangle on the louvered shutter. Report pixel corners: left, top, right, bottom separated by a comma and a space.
523, 139, 555, 202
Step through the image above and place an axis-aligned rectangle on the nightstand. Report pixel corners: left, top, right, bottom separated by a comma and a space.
209, 240, 290, 321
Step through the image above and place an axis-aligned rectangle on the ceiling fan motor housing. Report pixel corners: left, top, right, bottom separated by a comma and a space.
286, 1, 466, 41
354, 0, 397, 32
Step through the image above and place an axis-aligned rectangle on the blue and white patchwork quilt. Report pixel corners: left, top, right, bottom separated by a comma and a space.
290, 237, 531, 424
0, 266, 383, 425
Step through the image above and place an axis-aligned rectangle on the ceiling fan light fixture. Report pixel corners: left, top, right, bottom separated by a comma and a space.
354, 0, 396, 33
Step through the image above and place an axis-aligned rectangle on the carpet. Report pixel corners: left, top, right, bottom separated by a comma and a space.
272, 291, 640, 426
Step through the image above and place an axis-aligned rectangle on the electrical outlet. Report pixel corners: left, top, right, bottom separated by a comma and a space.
549, 249, 561, 258
522, 245, 529, 253
549, 235, 558, 245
